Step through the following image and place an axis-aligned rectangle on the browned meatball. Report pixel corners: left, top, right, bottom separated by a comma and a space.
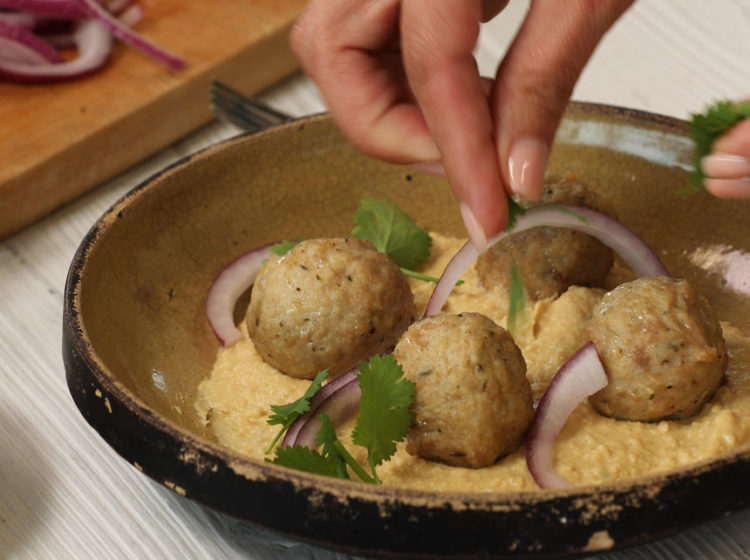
393, 312, 534, 468
247, 238, 415, 379
586, 276, 727, 421
476, 174, 616, 300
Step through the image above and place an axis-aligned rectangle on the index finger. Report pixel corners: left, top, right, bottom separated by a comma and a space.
401, 0, 508, 246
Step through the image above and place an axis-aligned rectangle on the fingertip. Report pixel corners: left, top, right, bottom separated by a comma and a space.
507, 137, 547, 201
704, 177, 750, 199
460, 193, 507, 251
460, 203, 488, 251
700, 154, 750, 180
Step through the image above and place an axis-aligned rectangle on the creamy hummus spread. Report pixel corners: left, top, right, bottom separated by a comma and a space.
195, 233, 750, 491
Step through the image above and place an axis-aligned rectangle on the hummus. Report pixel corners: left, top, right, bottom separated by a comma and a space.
195, 233, 750, 491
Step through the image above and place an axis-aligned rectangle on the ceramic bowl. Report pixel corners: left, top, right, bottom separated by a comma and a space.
63, 104, 750, 559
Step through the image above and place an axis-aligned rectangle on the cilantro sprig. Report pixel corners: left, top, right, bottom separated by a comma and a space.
352, 355, 414, 482
688, 99, 750, 193
267, 355, 415, 484
265, 369, 328, 453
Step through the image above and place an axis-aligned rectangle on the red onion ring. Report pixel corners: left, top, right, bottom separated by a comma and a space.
115, 2, 140, 27
525, 342, 608, 489
77, 0, 184, 71
425, 204, 669, 316
0, 9, 37, 27
104, 0, 134, 15
282, 367, 360, 448
0, 0, 85, 19
0, 19, 62, 63
205, 244, 273, 347
0, 17, 110, 81
424, 240, 479, 317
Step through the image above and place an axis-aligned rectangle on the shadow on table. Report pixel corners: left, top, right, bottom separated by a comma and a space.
160, 483, 365, 560
0, 403, 53, 556
203, 507, 365, 560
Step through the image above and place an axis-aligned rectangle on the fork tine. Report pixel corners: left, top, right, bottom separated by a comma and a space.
210, 80, 292, 132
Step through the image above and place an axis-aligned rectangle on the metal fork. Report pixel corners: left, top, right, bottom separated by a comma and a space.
209, 80, 292, 132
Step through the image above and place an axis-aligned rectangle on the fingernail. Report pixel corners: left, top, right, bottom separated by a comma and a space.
408, 161, 446, 177
705, 177, 750, 199
701, 154, 750, 179
460, 203, 488, 251
508, 137, 547, 201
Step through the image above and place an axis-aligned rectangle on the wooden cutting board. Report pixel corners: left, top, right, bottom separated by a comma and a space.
0, 0, 306, 241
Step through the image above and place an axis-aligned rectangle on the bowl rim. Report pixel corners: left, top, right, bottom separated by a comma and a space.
63, 102, 750, 556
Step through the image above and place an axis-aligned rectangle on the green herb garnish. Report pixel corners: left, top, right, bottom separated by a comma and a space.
352, 355, 415, 483
506, 195, 526, 231
268, 355, 415, 484
265, 369, 328, 453
688, 99, 750, 193
507, 258, 529, 336
352, 197, 432, 271
270, 438, 345, 479
270, 239, 298, 257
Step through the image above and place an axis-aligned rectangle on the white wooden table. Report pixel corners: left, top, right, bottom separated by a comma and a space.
2, 1, 750, 558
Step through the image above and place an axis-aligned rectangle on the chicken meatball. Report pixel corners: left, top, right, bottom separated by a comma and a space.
247, 238, 415, 379
586, 276, 727, 422
393, 312, 534, 468
476, 174, 616, 300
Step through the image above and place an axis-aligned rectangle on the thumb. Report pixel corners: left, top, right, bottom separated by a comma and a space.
491, 0, 634, 201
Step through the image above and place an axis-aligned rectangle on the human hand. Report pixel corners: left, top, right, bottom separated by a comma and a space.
701, 111, 750, 199
290, 0, 634, 248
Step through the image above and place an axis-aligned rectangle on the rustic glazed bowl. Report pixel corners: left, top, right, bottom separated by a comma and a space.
64, 104, 750, 559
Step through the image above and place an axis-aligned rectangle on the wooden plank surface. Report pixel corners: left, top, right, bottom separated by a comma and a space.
0, 0, 306, 240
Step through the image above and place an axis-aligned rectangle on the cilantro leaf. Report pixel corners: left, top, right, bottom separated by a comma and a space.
505, 195, 526, 231
268, 445, 344, 478
316, 413, 351, 480
351, 355, 415, 482
270, 239, 299, 257
265, 369, 328, 453
352, 198, 432, 270
688, 99, 750, 193
507, 258, 528, 336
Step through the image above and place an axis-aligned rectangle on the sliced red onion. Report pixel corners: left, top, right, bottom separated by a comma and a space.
424, 240, 479, 317
205, 244, 273, 347
0, 0, 186, 76
0, 0, 85, 19
526, 342, 608, 489
282, 368, 360, 448
104, 0, 134, 16
425, 204, 669, 316
0, 19, 62, 63
0, 17, 111, 81
116, 2, 141, 27
37, 28, 75, 49
0, 10, 37, 27
286, 372, 362, 449
77, 0, 185, 71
